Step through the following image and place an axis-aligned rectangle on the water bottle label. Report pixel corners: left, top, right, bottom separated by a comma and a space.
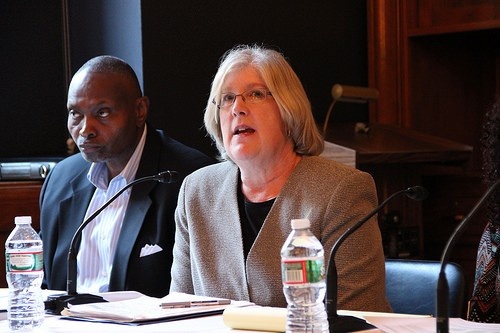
282, 258, 324, 284
6, 251, 43, 272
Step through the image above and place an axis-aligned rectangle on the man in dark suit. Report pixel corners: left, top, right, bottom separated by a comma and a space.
40, 55, 215, 298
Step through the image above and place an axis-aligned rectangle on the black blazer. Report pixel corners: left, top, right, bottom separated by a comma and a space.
40, 126, 215, 297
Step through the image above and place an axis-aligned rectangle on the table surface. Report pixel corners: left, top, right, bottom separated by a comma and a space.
3, 290, 498, 332
0, 313, 276, 333
324, 123, 473, 165
2, 303, 499, 333
0, 290, 270, 333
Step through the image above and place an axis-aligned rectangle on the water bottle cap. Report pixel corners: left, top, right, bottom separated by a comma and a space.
291, 218, 310, 229
14, 216, 32, 225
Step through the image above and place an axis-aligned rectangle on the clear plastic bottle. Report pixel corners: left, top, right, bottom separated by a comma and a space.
5, 216, 44, 331
281, 218, 329, 333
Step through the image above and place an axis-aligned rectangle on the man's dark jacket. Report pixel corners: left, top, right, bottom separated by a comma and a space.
40, 126, 215, 297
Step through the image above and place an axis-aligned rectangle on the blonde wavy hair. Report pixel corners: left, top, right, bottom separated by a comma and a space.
204, 44, 324, 160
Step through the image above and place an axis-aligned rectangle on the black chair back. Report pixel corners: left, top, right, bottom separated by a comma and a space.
385, 259, 466, 317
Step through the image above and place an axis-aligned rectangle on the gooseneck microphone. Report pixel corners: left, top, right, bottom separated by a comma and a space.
436, 179, 500, 333
45, 170, 179, 314
326, 186, 428, 333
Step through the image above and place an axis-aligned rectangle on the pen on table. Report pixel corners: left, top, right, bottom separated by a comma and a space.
160, 299, 231, 309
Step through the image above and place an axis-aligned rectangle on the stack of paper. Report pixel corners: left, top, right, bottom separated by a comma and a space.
320, 141, 356, 168
62, 292, 253, 324
223, 306, 287, 332
365, 316, 500, 333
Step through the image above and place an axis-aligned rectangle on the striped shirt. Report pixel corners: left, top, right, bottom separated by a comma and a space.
76, 127, 147, 294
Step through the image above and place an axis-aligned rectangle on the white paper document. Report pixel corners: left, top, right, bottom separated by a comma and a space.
365, 315, 500, 333
320, 141, 356, 168
223, 306, 287, 332
62, 292, 253, 324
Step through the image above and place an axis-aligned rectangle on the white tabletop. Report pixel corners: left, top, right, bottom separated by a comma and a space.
0, 289, 270, 333
2, 289, 498, 332
0, 313, 272, 333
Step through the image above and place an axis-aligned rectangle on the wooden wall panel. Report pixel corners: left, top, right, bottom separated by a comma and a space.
406, 0, 500, 35
368, 0, 407, 125
0, 182, 42, 287
368, 0, 500, 309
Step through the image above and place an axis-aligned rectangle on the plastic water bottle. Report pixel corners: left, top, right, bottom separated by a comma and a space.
281, 218, 329, 333
5, 216, 44, 331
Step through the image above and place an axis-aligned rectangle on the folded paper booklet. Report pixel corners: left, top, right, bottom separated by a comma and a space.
61, 292, 253, 324
223, 306, 287, 332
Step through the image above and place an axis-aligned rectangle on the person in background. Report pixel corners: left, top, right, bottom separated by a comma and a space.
467, 99, 500, 323
170, 44, 392, 311
40, 55, 215, 297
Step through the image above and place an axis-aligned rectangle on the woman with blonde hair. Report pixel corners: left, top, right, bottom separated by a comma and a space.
170, 44, 391, 312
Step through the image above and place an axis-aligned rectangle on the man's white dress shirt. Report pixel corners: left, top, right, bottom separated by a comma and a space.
77, 127, 147, 293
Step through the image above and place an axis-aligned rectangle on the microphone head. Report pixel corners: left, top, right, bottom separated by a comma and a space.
156, 170, 180, 183
405, 186, 428, 201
